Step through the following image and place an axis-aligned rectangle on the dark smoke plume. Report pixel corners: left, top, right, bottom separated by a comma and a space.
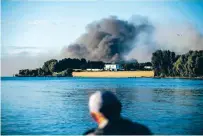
62, 16, 203, 62
62, 16, 153, 62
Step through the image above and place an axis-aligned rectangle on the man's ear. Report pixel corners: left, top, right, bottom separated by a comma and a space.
90, 112, 105, 124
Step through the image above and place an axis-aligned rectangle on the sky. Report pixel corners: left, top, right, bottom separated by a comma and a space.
1, 0, 203, 76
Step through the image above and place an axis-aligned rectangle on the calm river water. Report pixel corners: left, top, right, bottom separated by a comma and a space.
1, 77, 203, 134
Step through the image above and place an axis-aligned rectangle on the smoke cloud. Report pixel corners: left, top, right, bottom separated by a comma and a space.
154, 24, 203, 53
62, 16, 153, 62
62, 16, 203, 62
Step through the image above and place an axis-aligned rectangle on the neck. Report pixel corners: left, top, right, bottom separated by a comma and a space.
98, 118, 108, 128
98, 115, 121, 128
106, 114, 121, 122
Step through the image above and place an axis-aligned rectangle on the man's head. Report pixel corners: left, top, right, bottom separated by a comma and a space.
89, 91, 122, 123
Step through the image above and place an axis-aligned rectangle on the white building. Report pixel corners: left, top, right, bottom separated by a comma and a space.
144, 66, 153, 70
104, 64, 121, 71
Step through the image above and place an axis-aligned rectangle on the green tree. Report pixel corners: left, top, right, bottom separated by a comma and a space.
42, 59, 58, 74
152, 50, 177, 77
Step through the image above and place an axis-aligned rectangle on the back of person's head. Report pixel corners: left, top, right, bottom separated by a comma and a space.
89, 91, 122, 120
86, 91, 152, 135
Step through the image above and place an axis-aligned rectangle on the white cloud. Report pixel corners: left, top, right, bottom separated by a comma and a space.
2, 46, 50, 57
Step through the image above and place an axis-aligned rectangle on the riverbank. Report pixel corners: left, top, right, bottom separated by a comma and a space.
154, 76, 203, 80
72, 71, 154, 78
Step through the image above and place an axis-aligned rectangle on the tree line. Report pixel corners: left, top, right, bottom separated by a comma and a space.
152, 50, 203, 77
15, 57, 152, 77
120, 62, 152, 71
16, 49, 203, 77
15, 58, 104, 77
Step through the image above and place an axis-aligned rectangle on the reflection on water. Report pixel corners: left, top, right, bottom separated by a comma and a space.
1, 77, 203, 134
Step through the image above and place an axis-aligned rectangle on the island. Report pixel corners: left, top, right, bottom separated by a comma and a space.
15, 50, 203, 78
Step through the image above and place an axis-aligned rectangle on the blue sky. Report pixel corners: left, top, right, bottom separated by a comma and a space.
1, 0, 203, 76
2, 0, 203, 56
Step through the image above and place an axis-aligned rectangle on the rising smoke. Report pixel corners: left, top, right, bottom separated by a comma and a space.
62, 16, 203, 62
62, 16, 153, 62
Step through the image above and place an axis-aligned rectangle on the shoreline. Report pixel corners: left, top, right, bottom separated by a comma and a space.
2, 76, 203, 80
154, 76, 203, 80
3, 71, 203, 80
72, 71, 203, 79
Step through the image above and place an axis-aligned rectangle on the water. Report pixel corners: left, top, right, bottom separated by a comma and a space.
1, 77, 203, 135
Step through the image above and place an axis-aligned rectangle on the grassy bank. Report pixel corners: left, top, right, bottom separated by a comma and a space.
73, 71, 154, 78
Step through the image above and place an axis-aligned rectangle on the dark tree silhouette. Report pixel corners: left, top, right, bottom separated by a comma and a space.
152, 50, 203, 77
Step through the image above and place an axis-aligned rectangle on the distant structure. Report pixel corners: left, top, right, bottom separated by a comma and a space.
86, 68, 103, 71
144, 66, 152, 70
104, 64, 121, 71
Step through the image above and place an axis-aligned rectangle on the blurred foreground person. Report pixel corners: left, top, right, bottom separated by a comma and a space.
84, 91, 152, 135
